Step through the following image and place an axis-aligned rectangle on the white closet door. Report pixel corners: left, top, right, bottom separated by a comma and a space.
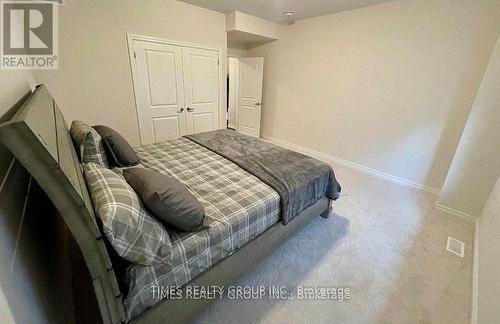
182, 47, 219, 135
133, 40, 186, 144
237, 57, 264, 138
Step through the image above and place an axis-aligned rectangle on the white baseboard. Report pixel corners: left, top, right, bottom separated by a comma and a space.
262, 135, 482, 224
471, 221, 479, 324
262, 135, 441, 194
434, 203, 477, 222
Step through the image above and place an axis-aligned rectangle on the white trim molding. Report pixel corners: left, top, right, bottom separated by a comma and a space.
471, 220, 479, 324
262, 135, 482, 224
262, 135, 441, 194
434, 203, 477, 222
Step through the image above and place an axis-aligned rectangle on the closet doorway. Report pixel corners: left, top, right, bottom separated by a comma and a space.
227, 57, 264, 138
128, 34, 223, 145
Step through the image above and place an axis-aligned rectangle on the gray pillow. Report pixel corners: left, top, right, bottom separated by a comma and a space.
83, 163, 172, 266
70, 120, 109, 167
93, 125, 139, 167
123, 168, 208, 232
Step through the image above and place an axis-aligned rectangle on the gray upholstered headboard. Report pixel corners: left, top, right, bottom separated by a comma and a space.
0, 85, 125, 324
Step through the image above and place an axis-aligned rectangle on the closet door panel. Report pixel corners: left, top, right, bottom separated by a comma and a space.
133, 41, 186, 144
182, 47, 219, 135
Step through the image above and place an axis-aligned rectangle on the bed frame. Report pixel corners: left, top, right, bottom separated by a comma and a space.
0, 85, 332, 324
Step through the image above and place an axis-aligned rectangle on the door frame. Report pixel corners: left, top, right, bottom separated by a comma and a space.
227, 57, 240, 129
127, 33, 224, 144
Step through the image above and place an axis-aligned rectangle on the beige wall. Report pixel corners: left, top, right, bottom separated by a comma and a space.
437, 34, 500, 216
248, 0, 500, 190
0, 288, 14, 324
477, 175, 500, 323
228, 41, 248, 58
35, 0, 227, 146
0, 71, 34, 116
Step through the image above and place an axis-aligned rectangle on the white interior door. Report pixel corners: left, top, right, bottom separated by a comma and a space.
237, 57, 264, 138
182, 47, 219, 135
133, 40, 186, 144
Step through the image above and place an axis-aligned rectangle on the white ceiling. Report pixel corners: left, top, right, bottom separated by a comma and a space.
178, 0, 395, 24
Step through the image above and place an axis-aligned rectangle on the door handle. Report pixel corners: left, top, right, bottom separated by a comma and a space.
255, 102, 261, 106
187, 107, 195, 112
177, 107, 184, 113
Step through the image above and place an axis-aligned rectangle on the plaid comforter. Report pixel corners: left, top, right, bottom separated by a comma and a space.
124, 138, 280, 320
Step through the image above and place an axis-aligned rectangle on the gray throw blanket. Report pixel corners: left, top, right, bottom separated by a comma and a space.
185, 130, 341, 224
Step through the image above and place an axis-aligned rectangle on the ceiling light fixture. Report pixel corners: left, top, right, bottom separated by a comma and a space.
284, 11, 294, 16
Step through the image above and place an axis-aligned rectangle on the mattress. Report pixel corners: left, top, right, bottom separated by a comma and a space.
124, 138, 280, 320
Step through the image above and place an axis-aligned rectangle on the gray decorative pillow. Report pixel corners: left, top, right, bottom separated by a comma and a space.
93, 125, 139, 167
83, 163, 172, 266
70, 120, 109, 168
124, 168, 208, 232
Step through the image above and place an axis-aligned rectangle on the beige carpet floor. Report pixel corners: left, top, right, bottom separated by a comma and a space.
193, 163, 475, 324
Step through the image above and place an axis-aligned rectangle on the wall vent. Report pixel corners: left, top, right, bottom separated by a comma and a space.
446, 236, 465, 258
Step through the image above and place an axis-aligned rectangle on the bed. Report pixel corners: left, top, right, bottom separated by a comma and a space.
0, 85, 340, 323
